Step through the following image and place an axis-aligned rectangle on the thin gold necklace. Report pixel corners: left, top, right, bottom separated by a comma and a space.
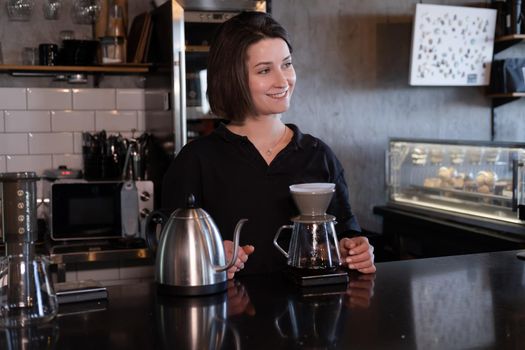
266, 126, 287, 156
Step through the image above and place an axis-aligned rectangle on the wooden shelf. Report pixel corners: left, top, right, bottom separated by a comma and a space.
487, 92, 525, 98
185, 45, 209, 53
0, 64, 150, 74
488, 92, 525, 107
494, 34, 525, 54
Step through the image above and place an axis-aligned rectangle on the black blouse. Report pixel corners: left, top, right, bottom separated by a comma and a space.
162, 123, 361, 275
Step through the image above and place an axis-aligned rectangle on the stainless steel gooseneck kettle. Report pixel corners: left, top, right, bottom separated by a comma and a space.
147, 194, 247, 296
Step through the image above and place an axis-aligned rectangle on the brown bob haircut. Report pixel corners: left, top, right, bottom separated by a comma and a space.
207, 11, 293, 122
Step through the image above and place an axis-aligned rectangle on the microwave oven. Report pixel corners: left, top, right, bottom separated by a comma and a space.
42, 180, 154, 241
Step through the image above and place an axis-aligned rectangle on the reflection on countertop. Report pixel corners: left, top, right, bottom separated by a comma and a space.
7, 250, 523, 349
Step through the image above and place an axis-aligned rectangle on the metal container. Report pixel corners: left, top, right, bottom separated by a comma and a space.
0, 172, 39, 247
146, 194, 247, 295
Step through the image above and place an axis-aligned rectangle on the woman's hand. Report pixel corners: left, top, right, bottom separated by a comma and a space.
223, 240, 255, 280
339, 236, 376, 274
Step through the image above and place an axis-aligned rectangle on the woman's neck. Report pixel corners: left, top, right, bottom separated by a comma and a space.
227, 114, 285, 141
227, 114, 291, 164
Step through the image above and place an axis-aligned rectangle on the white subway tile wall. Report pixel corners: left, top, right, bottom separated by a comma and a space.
51, 111, 95, 132
27, 88, 72, 110
73, 132, 83, 154
52, 154, 83, 170
29, 133, 74, 154
0, 88, 147, 175
5, 111, 51, 132
73, 89, 116, 110
137, 110, 145, 131
116, 89, 145, 110
0, 133, 28, 154
0, 88, 27, 110
7, 155, 53, 174
96, 110, 138, 132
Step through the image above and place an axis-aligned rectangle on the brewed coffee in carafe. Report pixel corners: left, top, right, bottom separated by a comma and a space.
274, 183, 343, 272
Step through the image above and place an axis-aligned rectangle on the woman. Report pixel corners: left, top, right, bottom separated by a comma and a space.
162, 11, 376, 278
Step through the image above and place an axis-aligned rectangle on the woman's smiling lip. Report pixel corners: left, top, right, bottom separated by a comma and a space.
267, 90, 288, 99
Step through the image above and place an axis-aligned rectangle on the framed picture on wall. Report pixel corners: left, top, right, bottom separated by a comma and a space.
409, 4, 497, 86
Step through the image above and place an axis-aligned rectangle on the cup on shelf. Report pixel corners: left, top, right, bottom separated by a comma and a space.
43, 0, 62, 20
21, 47, 38, 65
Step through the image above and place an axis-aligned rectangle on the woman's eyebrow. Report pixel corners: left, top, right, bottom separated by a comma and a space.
253, 56, 292, 68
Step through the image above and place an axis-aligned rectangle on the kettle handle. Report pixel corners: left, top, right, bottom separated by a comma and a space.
214, 218, 248, 272
144, 209, 171, 253
273, 225, 293, 258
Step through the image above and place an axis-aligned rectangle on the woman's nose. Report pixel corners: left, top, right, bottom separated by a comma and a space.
274, 69, 289, 87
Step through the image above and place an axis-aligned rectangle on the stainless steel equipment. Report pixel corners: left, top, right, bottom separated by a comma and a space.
146, 194, 247, 295
0, 172, 58, 327
0, 172, 39, 253
387, 138, 525, 224
42, 179, 154, 241
155, 292, 240, 349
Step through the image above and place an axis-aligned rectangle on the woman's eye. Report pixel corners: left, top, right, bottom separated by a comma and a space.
283, 62, 293, 69
258, 68, 270, 74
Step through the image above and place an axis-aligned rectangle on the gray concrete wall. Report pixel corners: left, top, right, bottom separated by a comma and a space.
272, 0, 525, 233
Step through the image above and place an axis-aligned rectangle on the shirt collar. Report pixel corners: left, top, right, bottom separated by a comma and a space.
214, 122, 315, 150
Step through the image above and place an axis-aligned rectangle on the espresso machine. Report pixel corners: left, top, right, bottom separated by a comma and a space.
273, 183, 349, 286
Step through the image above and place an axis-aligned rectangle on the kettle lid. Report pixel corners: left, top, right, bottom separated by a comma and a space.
171, 194, 211, 219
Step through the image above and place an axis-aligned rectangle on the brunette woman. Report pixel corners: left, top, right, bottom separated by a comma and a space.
162, 11, 376, 278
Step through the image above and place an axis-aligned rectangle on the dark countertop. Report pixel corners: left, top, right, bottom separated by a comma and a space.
4, 250, 525, 349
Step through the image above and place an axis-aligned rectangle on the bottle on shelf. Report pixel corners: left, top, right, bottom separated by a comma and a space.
100, 1, 127, 64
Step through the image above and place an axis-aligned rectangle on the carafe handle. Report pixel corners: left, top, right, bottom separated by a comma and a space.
273, 225, 293, 258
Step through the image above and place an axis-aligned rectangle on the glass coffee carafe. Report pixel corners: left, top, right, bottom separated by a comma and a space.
274, 183, 342, 271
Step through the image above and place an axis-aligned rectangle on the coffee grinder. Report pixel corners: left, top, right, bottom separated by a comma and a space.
273, 183, 349, 286
0, 172, 58, 327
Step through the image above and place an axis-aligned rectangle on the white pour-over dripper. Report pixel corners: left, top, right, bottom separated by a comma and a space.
289, 183, 335, 216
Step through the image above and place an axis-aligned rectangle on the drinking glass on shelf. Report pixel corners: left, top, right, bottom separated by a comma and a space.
43, 0, 62, 20
6, 0, 35, 21
21, 47, 38, 65
71, 0, 101, 25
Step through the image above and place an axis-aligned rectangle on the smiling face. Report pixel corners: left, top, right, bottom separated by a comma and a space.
245, 38, 296, 118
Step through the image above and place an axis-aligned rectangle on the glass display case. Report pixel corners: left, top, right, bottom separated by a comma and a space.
387, 138, 525, 225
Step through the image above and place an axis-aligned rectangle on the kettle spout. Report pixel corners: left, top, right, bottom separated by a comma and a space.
214, 219, 248, 273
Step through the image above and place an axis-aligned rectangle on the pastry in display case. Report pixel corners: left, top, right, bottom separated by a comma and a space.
387, 138, 525, 225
